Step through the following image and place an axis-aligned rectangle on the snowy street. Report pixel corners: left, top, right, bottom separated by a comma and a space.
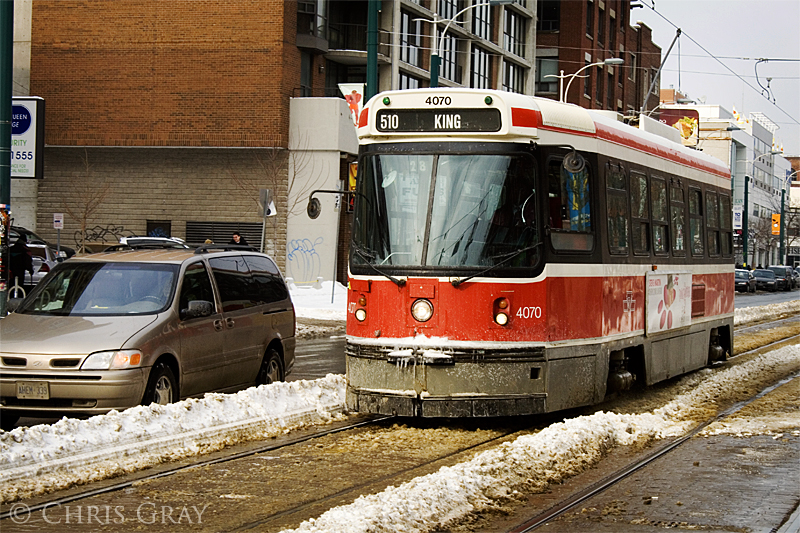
0, 285, 798, 533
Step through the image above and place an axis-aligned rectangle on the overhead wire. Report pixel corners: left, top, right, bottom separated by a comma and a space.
640, 2, 800, 126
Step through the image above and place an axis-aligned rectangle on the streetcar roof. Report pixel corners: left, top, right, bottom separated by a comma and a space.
357, 88, 730, 183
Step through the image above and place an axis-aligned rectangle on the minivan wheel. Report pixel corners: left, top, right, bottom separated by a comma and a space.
0, 412, 20, 431
257, 349, 283, 386
142, 362, 178, 406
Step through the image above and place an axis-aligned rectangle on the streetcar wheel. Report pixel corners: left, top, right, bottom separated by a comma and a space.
256, 349, 283, 385
142, 362, 178, 406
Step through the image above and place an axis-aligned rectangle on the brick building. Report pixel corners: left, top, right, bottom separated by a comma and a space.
12, 0, 358, 282
10, 0, 659, 283
535, 0, 662, 116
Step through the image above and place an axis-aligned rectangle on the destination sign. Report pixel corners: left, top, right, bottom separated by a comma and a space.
376, 108, 502, 133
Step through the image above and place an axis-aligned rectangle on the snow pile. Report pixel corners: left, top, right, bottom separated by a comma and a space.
0, 376, 346, 503
283, 345, 800, 533
289, 280, 348, 322
734, 298, 800, 326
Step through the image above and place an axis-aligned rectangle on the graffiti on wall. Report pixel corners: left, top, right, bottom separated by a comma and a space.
76, 225, 136, 248
287, 237, 323, 283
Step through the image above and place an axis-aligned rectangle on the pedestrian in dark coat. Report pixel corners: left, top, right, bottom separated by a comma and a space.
10, 234, 34, 287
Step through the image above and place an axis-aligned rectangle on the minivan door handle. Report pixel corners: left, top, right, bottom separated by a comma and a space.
213, 319, 224, 331
225, 318, 235, 328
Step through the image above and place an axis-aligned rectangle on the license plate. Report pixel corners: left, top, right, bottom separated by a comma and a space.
16, 381, 50, 400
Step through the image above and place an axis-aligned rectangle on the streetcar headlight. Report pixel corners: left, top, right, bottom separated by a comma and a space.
410, 299, 433, 322
495, 312, 509, 326
355, 308, 367, 322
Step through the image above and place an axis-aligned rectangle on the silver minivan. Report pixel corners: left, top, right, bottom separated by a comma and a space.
0, 246, 295, 429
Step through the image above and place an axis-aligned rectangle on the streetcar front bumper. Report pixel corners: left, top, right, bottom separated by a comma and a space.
345, 342, 553, 417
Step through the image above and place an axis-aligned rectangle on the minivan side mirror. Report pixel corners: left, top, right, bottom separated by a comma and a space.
181, 300, 214, 319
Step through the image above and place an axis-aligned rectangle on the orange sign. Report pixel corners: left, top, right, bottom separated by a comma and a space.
772, 214, 781, 235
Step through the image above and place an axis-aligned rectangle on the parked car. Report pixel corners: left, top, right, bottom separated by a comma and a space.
752, 269, 779, 292
0, 246, 296, 430
734, 269, 757, 293
103, 236, 190, 252
10, 225, 75, 258
28, 244, 62, 286
767, 266, 793, 291
792, 269, 800, 289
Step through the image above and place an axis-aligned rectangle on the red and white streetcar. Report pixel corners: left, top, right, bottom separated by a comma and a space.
344, 88, 734, 417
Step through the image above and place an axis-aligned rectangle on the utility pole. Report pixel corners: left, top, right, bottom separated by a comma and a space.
0, 1, 14, 317
365, 0, 379, 100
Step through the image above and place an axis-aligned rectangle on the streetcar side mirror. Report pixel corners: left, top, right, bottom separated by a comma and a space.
562, 150, 586, 174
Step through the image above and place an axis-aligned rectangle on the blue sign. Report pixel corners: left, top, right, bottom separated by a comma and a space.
11, 105, 31, 135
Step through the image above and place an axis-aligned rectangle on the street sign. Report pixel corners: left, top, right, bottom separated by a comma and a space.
732, 206, 743, 230
53, 213, 64, 229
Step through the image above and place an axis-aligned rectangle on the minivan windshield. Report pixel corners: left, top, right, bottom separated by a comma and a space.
17, 262, 179, 316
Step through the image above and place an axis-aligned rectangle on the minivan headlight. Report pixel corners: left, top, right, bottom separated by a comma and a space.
82, 350, 142, 370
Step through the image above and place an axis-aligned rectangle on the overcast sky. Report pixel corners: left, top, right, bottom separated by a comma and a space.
636, 0, 800, 157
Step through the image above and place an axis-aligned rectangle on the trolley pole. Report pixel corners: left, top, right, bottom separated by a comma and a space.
0, 0, 14, 317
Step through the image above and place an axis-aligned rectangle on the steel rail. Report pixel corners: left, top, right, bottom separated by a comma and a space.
509, 335, 800, 533
0, 414, 394, 521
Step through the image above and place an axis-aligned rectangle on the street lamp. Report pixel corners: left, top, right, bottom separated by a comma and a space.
779, 169, 799, 265
742, 150, 781, 267
420, 0, 514, 88
560, 58, 624, 103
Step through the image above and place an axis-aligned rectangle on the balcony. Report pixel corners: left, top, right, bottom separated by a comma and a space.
325, 23, 390, 66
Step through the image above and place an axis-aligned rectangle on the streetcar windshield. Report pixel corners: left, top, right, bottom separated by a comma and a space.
352, 150, 540, 271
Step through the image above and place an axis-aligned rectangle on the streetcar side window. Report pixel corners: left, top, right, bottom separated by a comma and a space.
547, 156, 594, 252
689, 188, 704, 257
606, 162, 629, 254
719, 194, 733, 257
705, 191, 720, 257
630, 171, 650, 255
651, 177, 668, 255
669, 181, 686, 256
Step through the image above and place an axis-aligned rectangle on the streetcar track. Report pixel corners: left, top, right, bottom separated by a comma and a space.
508, 349, 800, 532
0, 415, 393, 521
232, 424, 541, 531
1, 317, 797, 527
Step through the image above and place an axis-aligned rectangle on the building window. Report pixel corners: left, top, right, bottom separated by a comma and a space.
399, 72, 421, 90
472, 2, 491, 40
440, 32, 460, 83
607, 71, 614, 108
438, 0, 460, 21
650, 68, 659, 94
537, 0, 559, 31
300, 51, 313, 96
628, 52, 636, 82
609, 14, 616, 51
504, 10, 525, 57
583, 60, 591, 97
400, 10, 423, 68
535, 58, 558, 94
586, 1, 594, 37
597, 7, 605, 45
471, 47, 491, 89
503, 61, 524, 93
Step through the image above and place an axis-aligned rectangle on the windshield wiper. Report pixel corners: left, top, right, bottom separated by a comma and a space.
450, 242, 542, 287
352, 244, 407, 287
